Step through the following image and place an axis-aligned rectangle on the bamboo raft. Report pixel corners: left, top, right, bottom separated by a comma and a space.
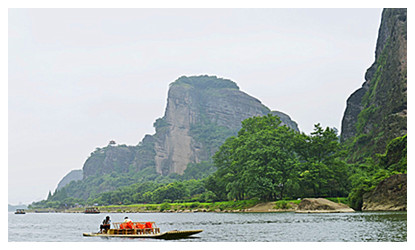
83, 221, 203, 240
14, 209, 26, 214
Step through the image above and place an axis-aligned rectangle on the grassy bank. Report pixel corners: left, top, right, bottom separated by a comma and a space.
27, 197, 349, 213
93, 199, 261, 213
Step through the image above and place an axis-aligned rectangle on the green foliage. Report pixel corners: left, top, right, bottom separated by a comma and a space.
151, 182, 186, 203
159, 202, 171, 212
209, 114, 298, 201
295, 124, 350, 198
345, 26, 407, 163
207, 115, 349, 202
274, 200, 292, 209
153, 117, 170, 133
189, 116, 236, 156
378, 134, 407, 173
32, 111, 405, 212
181, 161, 217, 180
325, 197, 349, 205
347, 135, 407, 210
211, 199, 260, 211
356, 105, 379, 134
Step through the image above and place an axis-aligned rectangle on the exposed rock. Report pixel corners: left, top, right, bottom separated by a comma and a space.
56, 169, 83, 190
246, 201, 297, 212
151, 75, 299, 175
340, 8, 407, 161
75, 75, 299, 178
56, 75, 299, 196
362, 174, 407, 211
296, 198, 354, 213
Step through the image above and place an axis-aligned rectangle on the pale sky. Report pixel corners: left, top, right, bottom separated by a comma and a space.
8, 8, 382, 205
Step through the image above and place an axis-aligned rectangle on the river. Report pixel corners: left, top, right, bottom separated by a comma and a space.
8, 211, 406, 242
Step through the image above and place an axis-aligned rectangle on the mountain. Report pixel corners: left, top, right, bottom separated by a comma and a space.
150, 75, 298, 175
57, 75, 299, 192
340, 8, 407, 211
340, 8, 407, 162
56, 169, 83, 190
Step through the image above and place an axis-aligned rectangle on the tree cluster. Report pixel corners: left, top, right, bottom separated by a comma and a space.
205, 114, 350, 201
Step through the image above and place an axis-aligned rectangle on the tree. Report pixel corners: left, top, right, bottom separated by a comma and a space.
210, 114, 298, 201
151, 182, 186, 203
295, 124, 349, 197
348, 134, 407, 210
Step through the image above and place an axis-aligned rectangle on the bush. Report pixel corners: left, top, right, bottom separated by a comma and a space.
274, 200, 292, 209
159, 202, 171, 212
189, 202, 200, 209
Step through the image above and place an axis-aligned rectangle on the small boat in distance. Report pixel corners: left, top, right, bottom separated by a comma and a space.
15, 209, 26, 214
83, 221, 203, 240
84, 207, 100, 214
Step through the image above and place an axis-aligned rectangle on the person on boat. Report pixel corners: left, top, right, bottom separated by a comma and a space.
100, 215, 111, 233
121, 216, 134, 229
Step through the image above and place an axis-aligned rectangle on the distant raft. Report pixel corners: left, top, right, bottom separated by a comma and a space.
84, 207, 100, 214
83, 221, 202, 240
14, 209, 26, 214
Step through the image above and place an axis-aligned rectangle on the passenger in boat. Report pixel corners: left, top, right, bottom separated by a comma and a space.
122, 217, 134, 229
100, 215, 111, 233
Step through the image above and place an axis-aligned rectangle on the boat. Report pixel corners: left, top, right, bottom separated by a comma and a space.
83, 221, 202, 240
84, 207, 100, 214
15, 209, 26, 214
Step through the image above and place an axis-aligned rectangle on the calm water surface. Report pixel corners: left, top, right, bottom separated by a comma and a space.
8, 211, 406, 242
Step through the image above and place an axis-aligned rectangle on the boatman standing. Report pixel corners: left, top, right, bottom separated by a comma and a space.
100, 215, 111, 233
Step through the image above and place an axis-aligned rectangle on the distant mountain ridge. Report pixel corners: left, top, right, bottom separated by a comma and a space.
56, 169, 83, 190
57, 75, 299, 192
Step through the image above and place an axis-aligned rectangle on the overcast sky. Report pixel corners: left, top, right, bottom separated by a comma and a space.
8, 8, 382, 205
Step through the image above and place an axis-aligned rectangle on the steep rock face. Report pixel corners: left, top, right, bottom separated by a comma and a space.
56, 169, 83, 190
340, 8, 407, 161
61, 75, 299, 182
152, 75, 299, 175
362, 174, 407, 211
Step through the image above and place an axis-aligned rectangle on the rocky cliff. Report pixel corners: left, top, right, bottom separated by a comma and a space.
340, 8, 407, 161
63, 75, 299, 183
149, 75, 299, 175
362, 174, 407, 211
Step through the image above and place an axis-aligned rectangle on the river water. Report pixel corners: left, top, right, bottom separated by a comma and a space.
8, 211, 406, 242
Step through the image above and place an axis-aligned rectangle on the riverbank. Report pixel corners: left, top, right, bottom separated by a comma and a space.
27, 198, 355, 214
26, 199, 307, 213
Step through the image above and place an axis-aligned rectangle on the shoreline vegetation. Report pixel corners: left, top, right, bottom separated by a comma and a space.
26, 198, 354, 214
